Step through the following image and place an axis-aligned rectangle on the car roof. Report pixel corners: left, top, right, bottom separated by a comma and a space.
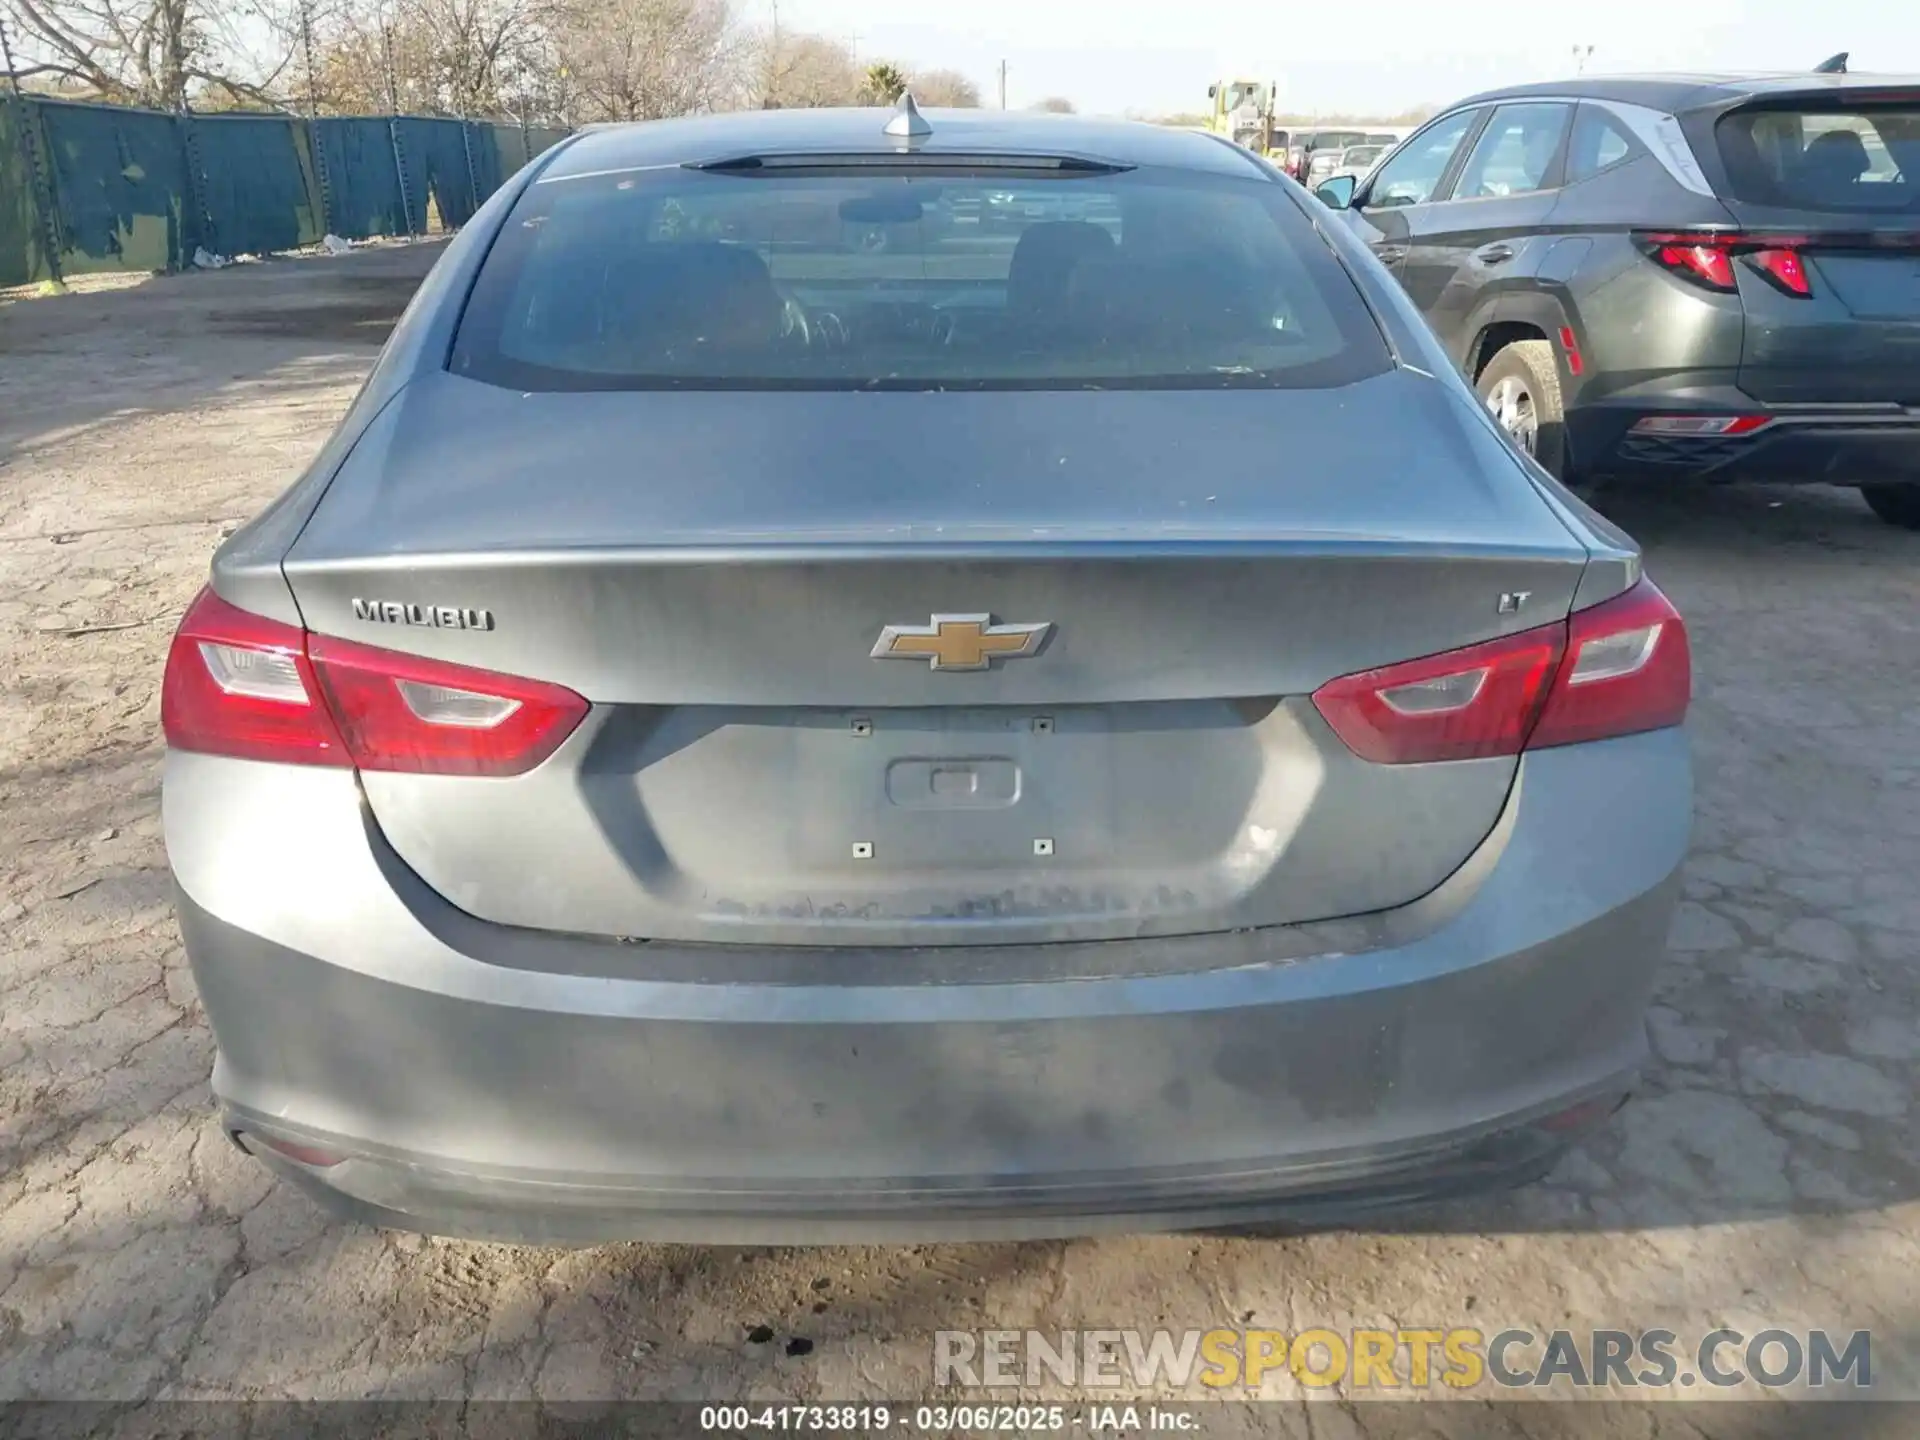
1452, 71, 1920, 115
545, 107, 1268, 181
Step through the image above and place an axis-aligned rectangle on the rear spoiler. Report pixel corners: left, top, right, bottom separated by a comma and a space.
1812, 52, 1848, 74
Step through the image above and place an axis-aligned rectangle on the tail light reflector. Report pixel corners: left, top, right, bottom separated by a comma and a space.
162, 586, 587, 777
1313, 578, 1689, 764
1630, 414, 1773, 436
1556, 325, 1583, 377
248, 1133, 345, 1168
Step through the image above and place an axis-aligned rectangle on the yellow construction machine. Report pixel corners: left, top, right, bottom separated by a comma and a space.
1206, 79, 1287, 160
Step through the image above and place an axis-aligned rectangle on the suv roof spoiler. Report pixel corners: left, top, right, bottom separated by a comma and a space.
1812, 52, 1848, 74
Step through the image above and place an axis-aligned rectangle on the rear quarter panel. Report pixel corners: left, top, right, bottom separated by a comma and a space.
1539, 156, 1744, 406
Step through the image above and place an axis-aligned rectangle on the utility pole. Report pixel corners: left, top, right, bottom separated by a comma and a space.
767, 0, 780, 106
381, 7, 399, 113
379, 1, 398, 114
299, 0, 319, 117
1571, 44, 1594, 76
997, 59, 1007, 110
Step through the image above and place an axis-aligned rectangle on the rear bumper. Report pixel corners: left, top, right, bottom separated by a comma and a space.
1569, 398, 1920, 486
164, 730, 1690, 1244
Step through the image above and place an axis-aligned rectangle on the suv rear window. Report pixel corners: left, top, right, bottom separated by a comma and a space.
451, 165, 1390, 392
1715, 104, 1920, 212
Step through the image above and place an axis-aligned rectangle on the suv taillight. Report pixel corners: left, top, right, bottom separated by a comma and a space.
1312, 578, 1689, 764
162, 587, 587, 776
1637, 231, 1813, 298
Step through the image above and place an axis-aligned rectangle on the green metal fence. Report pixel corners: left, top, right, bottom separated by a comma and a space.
0, 93, 55, 286
0, 96, 569, 288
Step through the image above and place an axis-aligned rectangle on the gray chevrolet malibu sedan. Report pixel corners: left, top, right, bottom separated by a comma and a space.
162, 102, 1692, 1243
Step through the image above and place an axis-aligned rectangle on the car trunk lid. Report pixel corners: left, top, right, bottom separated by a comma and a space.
283, 370, 1591, 947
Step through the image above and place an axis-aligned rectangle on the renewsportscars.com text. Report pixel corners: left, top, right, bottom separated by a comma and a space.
934, 1326, 1872, 1392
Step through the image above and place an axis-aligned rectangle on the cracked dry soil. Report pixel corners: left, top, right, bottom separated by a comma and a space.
1, 245, 1916, 1422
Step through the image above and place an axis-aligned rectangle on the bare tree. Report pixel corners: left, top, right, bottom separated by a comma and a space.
1030, 95, 1075, 114
296, 0, 562, 118
2, 0, 298, 108
406, 0, 551, 115
756, 26, 855, 108
907, 66, 978, 108
309, 2, 431, 112
555, 0, 739, 123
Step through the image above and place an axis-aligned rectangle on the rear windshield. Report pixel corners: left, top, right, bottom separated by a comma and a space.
1716, 104, 1920, 213
451, 164, 1390, 392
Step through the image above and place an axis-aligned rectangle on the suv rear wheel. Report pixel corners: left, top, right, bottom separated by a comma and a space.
1860, 485, 1920, 530
1476, 340, 1567, 479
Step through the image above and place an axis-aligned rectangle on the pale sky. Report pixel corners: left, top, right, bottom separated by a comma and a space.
761, 0, 1920, 117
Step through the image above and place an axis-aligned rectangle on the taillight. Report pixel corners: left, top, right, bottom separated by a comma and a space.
162, 589, 348, 766
162, 586, 587, 776
1638, 231, 1814, 298
308, 634, 587, 777
1528, 578, 1691, 749
1312, 578, 1689, 764
1310, 627, 1565, 764
1749, 247, 1811, 297
1651, 239, 1737, 291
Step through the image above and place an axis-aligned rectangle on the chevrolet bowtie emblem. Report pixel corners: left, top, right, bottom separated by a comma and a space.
871, 613, 1051, 672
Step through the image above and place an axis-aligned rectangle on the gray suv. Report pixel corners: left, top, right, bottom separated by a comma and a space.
1314, 72, 1920, 528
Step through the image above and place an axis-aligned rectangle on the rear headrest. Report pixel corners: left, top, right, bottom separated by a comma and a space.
1064, 248, 1267, 345
1007, 222, 1116, 316
601, 242, 782, 358
1800, 128, 1871, 184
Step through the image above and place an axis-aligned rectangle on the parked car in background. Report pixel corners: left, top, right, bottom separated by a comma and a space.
1312, 71, 1920, 528
1328, 143, 1388, 181
1288, 128, 1368, 182
1303, 146, 1352, 188
163, 103, 1690, 1244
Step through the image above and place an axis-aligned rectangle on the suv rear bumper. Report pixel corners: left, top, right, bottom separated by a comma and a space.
165, 731, 1690, 1245
1569, 400, 1920, 487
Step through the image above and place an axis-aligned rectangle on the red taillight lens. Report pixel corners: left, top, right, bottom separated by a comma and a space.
1640, 231, 1815, 298
162, 587, 587, 776
1310, 625, 1566, 764
307, 634, 587, 777
162, 588, 349, 766
1750, 247, 1812, 297
1529, 578, 1690, 749
1653, 241, 1737, 291
1312, 578, 1689, 764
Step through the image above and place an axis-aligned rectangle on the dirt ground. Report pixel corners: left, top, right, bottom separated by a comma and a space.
1, 244, 1916, 1424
